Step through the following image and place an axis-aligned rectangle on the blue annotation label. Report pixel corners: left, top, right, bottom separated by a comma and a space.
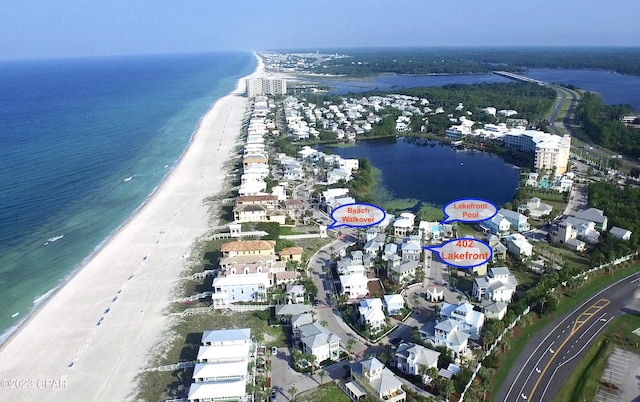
441, 198, 497, 224
424, 238, 493, 269
328, 203, 386, 230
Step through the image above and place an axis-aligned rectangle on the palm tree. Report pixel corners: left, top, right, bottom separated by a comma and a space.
346, 338, 356, 357
442, 378, 455, 401
479, 378, 491, 402
287, 385, 298, 402
318, 369, 326, 385
306, 353, 318, 374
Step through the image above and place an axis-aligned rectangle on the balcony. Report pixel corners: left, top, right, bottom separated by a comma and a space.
383, 389, 406, 402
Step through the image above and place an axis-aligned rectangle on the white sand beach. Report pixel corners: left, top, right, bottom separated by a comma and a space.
0, 55, 264, 401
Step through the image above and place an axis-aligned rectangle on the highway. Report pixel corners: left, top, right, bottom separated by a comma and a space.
498, 270, 640, 402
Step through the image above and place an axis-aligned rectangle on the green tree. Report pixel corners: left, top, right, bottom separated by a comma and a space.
346, 338, 356, 357
318, 369, 326, 385
287, 385, 298, 402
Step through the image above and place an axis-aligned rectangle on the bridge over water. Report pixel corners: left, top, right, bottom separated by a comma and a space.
493, 70, 548, 85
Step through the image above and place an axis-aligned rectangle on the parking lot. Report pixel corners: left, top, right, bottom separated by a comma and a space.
595, 346, 640, 402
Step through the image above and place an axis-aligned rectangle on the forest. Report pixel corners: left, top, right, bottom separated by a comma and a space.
588, 182, 640, 265
574, 92, 640, 158
307, 47, 640, 77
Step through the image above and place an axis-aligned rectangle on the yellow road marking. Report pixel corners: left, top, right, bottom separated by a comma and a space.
529, 299, 610, 400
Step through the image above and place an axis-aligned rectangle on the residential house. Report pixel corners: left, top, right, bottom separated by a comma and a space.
483, 214, 511, 236
286, 284, 306, 304
296, 321, 341, 363
393, 213, 415, 237
517, 197, 553, 219
274, 304, 311, 323
438, 302, 485, 340
388, 260, 419, 285
473, 267, 518, 303
420, 320, 470, 357
572, 208, 608, 231
610, 226, 632, 241
401, 235, 422, 262
363, 233, 386, 255
347, 357, 406, 402
395, 342, 440, 381
220, 240, 276, 258
189, 328, 254, 402
480, 300, 508, 320
340, 274, 369, 299
359, 298, 386, 332
212, 273, 270, 303
550, 217, 599, 245
383, 294, 405, 316
278, 247, 304, 262
498, 208, 530, 232
504, 233, 533, 259
290, 313, 314, 333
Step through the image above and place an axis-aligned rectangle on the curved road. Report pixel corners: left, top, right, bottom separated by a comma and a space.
497, 270, 640, 402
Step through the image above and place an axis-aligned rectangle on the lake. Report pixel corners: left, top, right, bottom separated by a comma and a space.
325, 138, 521, 209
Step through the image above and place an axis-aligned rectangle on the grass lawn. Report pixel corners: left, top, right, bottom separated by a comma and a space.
380, 198, 420, 214
553, 314, 640, 402
296, 383, 350, 402
491, 263, 640, 399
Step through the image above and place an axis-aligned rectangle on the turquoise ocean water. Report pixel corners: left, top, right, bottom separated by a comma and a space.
0, 52, 256, 344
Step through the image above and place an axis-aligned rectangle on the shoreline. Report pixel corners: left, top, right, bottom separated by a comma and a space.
0, 52, 264, 401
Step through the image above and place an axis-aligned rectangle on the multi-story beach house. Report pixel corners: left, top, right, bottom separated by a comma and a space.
395, 342, 440, 381
295, 321, 341, 364
346, 357, 406, 402
473, 267, 518, 303
189, 328, 255, 402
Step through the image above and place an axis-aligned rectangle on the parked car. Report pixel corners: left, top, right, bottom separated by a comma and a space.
271, 346, 278, 355
271, 388, 277, 401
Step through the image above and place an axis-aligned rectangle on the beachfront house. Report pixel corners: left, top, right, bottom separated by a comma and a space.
189, 328, 254, 402
212, 273, 270, 303
438, 301, 485, 340
220, 240, 276, 258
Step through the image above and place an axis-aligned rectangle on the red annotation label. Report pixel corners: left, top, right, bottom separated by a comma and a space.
442, 198, 498, 224
424, 238, 493, 269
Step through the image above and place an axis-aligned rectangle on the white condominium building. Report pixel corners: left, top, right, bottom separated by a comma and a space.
246, 78, 287, 98
502, 129, 571, 173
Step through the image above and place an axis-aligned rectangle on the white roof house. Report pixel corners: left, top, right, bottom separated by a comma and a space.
188, 381, 247, 402
609, 226, 632, 241
383, 294, 405, 315
517, 197, 553, 219
340, 274, 369, 299
201, 328, 252, 346
439, 302, 485, 340
504, 233, 533, 259
473, 267, 518, 303
359, 298, 386, 331
190, 328, 253, 402
395, 342, 440, 381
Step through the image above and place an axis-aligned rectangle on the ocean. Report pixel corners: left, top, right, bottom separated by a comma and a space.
0, 52, 256, 343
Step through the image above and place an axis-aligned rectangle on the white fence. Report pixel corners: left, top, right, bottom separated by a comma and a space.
280, 233, 322, 240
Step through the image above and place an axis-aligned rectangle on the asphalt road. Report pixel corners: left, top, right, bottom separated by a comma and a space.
497, 270, 640, 402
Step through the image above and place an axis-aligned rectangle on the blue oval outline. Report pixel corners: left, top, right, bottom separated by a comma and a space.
424, 238, 493, 269
442, 197, 498, 224
328, 202, 387, 230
